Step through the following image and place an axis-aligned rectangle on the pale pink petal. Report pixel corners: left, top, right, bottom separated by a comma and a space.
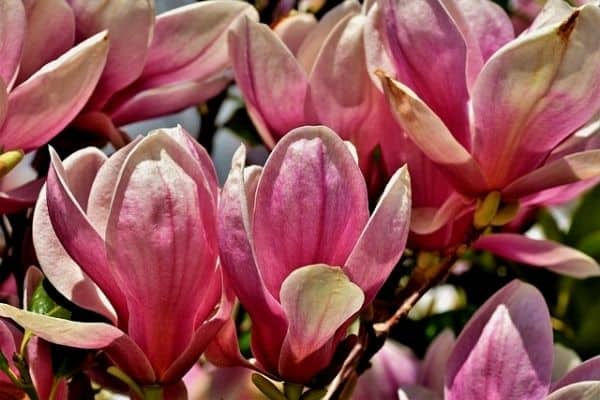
471, 5, 600, 187
552, 356, 600, 391
0, 32, 109, 152
398, 386, 443, 400
17, 0, 75, 83
33, 148, 117, 323
344, 166, 411, 303
474, 234, 600, 278
0, 304, 155, 383
419, 329, 456, 396
546, 382, 600, 400
524, 0, 573, 33
502, 150, 600, 200
445, 280, 553, 400
552, 344, 581, 383
379, 75, 488, 195
45, 148, 128, 322
364, 2, 397, 87
68, 0, 155, 110
274, 13, 317, 55
0, 178, 44, 214
253, 126, 369, 298
228, 17, 309, 142
23, 266, 43, 311
278, 265, 363, 382
105, 131, 218, 377
0, 78, 6, 126
0, 0, 26, 88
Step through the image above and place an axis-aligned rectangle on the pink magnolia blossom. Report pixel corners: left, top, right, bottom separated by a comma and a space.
216, 125, 411, 384
0, 127, 230, 398
0, 0, 110, 213
67, 0, 258, 146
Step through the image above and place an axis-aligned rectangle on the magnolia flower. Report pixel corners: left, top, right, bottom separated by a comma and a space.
216, 126, 411, 384
67, 0, 258, 146
228, 0, 398, 183
0, 0, 109, 213
510, 0, 595, 32
0, 127, 229, 398
394, 280, 600, 399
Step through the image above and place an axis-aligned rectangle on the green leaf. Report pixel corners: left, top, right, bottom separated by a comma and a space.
537, 209, 565, 242
567, 184, 600, 247
29, 281, 71, 320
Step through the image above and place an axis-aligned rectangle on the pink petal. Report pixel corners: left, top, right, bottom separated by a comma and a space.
546, 382, 600, 400
23, 266, 43, 311
228, 17, 309, 142
68, 0, 155, 110
525, 0, 574, 33
274, 13, 317, 55
0, 178, 44, 214
33, 148, 117, 323
71, 111, 128, 148
253, 126, 369, 299
379, 75, 488, 196
0, 304, 155, 383
0, 78, 6, 126
217, 145, 286, 372
445, 280, 553, 400
344, 166, 411, 303
45, 148, 128, 323
411, 192, 474, 235
0, 0, 26, 88
502, 150, 600, 199
105, 130, 218, 377
27, 337, 55, 400
471, 5, 600, 187
419, 329, 456, 396
278, 265, 363, 382
552, 356, 600, 391
474, 233, 600, 278
0, 31, 109, 152
17, 0, 75, 83
0, 319, 20, 379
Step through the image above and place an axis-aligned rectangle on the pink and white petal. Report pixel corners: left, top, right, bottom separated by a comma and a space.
108, 76, 230, 127
0, 0, 26, 89
229, 17, 309, 140
546, 382, 600, 400
253, 126, 369, 298
0, 32, 109, 152
344, 166, 411, 303
136, 1, 258, 89
0, 304, 155, 383
279, 265, 363, 377
45, 149, 127, 321
105, 131, 218, 377
33, 150, 117, 324
552, 356, 600, 391
17, 0, 75, 83
274, 13, 317, 56
0, 178, 44, 214
471, 5, 600, 187
524, 0, 574, 33
379, 75, 488, 195
419, 329, 456, 396
68, 0, 155, 110
503, 150, 600, 200
474, 234, 600, 278
378, 0, 471, 144
445, 280, 553, 400
23, 266, 44, 311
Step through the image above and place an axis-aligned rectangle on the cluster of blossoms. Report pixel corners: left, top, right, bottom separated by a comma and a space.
0, 0, 597, 399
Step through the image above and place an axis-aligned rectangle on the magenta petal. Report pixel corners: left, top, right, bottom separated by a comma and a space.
546, 382, 600, 400
445, 280, 553, 400
105, 131, 218, 377
0, 0, 26, 88
253, 126, 369, 298
552, 356, 600, 392
0, 178, 44, 214
411, 192, 474, 235
0, 32, 109, 152
344, 166, 411, 303
419, 329, 456, 397
474, 234, 600, 278
0, 319, 20, 378
27, 337, 55, 400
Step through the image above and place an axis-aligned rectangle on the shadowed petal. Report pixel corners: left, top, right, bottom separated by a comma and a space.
552, 356, 600, 392
419, 329, 456, 396
0, 0, 26, 88
546, 382, 600, 400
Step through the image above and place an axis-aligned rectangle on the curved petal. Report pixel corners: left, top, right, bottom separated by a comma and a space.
253, 126, 369, 298
228, 17, 309, 142
546, 382, 600, 400
105, 131, 218, 377
419, 329, 456, 396
474, 234, 600, 278
68, 0, 155, 110
0, 0, 26, 88
379, 74, 487, 195
278, 265, 363, 382
0, 32, 109, 152
274, 13, 317, 56
411, 192, 474, 235
0, 304, 155, 383
27, 337, 55, 400
552, 344, 581, 383
344, 165, 411, 303
0, 178, 44, 214
445, 280, 553, 400
471, 5, 600, 187
17, 0, 75, 83
33, 148, 117, 323
0, 319, 20, 378
553, 356, 600, 391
